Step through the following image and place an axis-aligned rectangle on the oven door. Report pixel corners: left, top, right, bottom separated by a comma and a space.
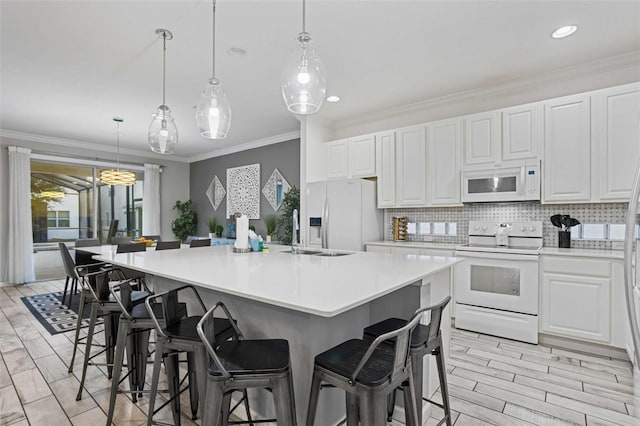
462, 166, 525, 203
455, 251, 538, 315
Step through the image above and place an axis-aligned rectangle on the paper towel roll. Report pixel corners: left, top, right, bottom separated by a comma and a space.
234, 215, 249, 249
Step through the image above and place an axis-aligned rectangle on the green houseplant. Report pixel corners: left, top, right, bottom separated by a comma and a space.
207, 217, 219, 239
215, 224, 224, 238
172, 200, 197, 242
276, 186, 299, 245
263, 214, 278, 242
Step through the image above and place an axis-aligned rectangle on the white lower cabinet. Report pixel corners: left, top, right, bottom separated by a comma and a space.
540, 255, 626, 348
365, 244, 391, 253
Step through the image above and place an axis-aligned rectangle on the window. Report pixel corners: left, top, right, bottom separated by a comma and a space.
47, 211, 70, 228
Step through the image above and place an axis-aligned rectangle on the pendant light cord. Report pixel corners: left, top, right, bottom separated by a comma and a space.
212, 0, 216, 79
162, 32, 167, 106
116, 121, 121, 171
302, 0, 306, 33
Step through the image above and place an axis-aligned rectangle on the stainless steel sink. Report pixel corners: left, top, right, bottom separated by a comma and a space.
314, 252, 352, 257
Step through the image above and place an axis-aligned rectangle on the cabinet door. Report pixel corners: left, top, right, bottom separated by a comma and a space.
502, 102, 543, 161
543, 94, 591, 203
463, 111, 500, 166
396, 126, 427, 206
376, 132, 396, 207
326, 140, 348, 179
541, 273, 610, 343
348, 135, 376, 177
593, 83, 640, 201
428, 119, 461, 205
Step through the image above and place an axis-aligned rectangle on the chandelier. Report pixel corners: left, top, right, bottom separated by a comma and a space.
100, 118, 136, 186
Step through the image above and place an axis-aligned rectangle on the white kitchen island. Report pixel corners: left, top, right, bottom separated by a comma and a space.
95, 245, 460, 424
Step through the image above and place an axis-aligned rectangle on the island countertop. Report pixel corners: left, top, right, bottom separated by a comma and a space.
94, 245, 461, 318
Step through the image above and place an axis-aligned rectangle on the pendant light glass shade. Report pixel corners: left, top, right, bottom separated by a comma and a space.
196, 78, 232, 138
100, 118, 136, 186
148, 29, 178, 154
281, 32, 326, 114
197, 0, 231, 139
149, 105, 178, 154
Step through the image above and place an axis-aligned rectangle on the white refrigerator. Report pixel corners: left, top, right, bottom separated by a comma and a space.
305, 179, 383, 251
624, 158, 640, 417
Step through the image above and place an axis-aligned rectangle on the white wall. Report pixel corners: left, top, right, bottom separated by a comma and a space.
0, 135, 190, 281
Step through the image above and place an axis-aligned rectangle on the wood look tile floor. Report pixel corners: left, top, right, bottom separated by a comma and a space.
1, 279, 639, 425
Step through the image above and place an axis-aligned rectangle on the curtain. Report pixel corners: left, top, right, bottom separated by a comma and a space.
7, 146, 35, 284
143, 163, 161, 236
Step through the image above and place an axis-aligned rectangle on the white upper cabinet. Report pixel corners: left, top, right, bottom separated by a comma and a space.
593, 82, 640, 201
348, 135, 376, 178
427, 118, 461, 205
376, 132, 396, 208
501, 102, 543, 161
463, 111, 501, 166
543, 94, 591, 203
326, 139, 349, 179
326, 136, 376, 179
396, 126, 427, 206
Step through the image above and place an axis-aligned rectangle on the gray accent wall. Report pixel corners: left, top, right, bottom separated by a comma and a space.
190, 139, 300, 238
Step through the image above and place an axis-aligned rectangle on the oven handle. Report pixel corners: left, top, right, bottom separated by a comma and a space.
454, 251, 539, 262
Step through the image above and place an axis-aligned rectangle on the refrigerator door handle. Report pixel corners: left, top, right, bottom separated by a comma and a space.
322, 198, 329, 249
624, 156, 640, 367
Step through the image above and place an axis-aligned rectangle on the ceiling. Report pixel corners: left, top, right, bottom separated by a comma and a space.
1, 1, 639, 161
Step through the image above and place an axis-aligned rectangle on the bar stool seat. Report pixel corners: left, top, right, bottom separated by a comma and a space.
209, 339, 290, 376
315, 339, 396, 386
109, 290, 150, 305
164, 316, 233, 342
130, 301, 186, 319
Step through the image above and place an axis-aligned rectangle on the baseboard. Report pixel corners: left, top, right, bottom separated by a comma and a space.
538, 333, 630, 361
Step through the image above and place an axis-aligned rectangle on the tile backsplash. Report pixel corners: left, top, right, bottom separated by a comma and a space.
384, 202, 628, 249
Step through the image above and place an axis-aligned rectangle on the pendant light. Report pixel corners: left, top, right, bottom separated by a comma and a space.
100, 118, 136, 186
281, 0, 326, 115
148, 29, 178, 154
196, 0, 231, 139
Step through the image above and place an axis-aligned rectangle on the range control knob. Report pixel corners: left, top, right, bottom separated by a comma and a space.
482, 226, 488, 231
530, 225, 536, 232
474, 225, 480, 231
520, 226, 526, 232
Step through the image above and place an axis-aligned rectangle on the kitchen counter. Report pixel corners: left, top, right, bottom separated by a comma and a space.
95, 245, 460, 317
540, 247, 624, 260
365, 240, 459, 251
94, 245, 459, 424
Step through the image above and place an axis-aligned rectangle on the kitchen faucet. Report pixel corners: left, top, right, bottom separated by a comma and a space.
291, 208, 299, 254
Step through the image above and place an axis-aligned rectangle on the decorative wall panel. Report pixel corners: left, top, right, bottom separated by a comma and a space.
262, 168, 290, 211
205, 174, 226, 211
226, 164, 260, 219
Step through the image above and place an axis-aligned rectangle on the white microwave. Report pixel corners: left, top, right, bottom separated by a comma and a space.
462, 160, 540, 203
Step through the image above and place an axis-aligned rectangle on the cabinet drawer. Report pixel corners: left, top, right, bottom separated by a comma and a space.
542, 256, 611, 278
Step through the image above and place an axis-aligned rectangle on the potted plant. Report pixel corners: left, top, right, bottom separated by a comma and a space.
172, 200, 197, 242
207, 217, 219, 240
263, 214, 277, 243
276, 186, 299, 245
215, 224, 224, 238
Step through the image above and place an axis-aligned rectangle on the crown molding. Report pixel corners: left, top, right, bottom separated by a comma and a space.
0, 129, 191, 163
335, 50, 640, 132
186, 130, 301, 163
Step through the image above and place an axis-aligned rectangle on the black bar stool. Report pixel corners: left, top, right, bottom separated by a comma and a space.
106, 281, 187, 424
362, 296, 452, 426
145, 285, 238, 425
156, 240, 181, 250
197, 302, 297, 425
305, 311, 423, 426
74, 269, 151, 401
189, 238, 211, 248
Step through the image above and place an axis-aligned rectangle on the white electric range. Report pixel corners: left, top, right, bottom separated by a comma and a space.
454, 221, 543, 344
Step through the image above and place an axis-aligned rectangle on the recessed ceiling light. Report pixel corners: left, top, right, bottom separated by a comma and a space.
326, 95, 340, 103
227, 47, 247, 57
552, 25, 578, 39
